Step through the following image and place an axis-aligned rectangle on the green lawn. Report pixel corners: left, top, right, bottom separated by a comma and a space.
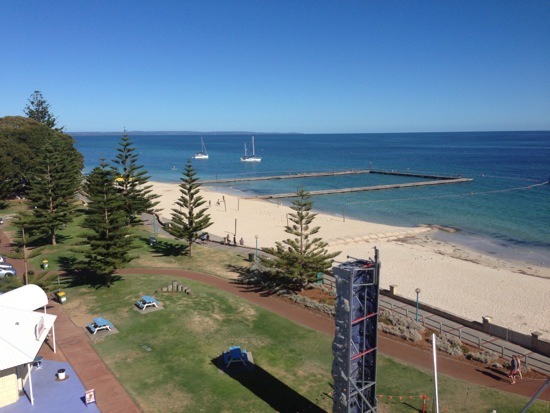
1, 204, 547, 412
61, 273, 548, 413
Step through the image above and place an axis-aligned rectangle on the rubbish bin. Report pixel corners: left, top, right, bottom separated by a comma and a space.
149, 235, 157, 246
57, 291, 67, 304
316, 272, 324, 285
248, 252, 255, 262
41, 259, 49, 269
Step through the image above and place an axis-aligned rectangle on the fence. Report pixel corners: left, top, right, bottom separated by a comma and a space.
380, 297, 550, 376
321, 274, 550, 376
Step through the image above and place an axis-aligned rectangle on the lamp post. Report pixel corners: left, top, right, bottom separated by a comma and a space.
255, 235, 259, 264
415, 288, 421, 322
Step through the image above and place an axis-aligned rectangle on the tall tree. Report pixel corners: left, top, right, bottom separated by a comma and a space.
81, 161, 134, 286
261, 189, 340, 289
25, 133, 83, 245
111, 130, 160, 226
169, 160, 212, 256
0, 116, 51, 199
24, 90, 63, 131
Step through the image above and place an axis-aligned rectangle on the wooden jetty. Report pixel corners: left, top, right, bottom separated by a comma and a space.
199, 169, 472, 199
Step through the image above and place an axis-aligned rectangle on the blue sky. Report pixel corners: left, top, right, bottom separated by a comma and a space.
1, 1, 549, 133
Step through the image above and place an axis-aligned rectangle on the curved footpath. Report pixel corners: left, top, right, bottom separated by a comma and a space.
1, 229, 549, 413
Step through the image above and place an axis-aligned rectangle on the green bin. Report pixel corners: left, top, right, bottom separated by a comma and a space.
57, 291, 67, 304
316, 272, 324, 285
42, 259, 49, 269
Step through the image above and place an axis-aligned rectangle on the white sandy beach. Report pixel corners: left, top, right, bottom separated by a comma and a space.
152, 181, 550, 336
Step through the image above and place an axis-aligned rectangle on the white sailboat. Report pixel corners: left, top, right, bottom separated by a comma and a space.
193, 137, 209, 159
240, 136, 261, 162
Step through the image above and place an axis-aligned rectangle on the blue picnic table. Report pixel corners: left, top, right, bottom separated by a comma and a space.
136, 295, 160, 310
87, 317, 113, 334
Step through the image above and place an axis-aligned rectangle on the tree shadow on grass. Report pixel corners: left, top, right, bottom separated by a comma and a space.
210, 355, 326, 413
226, 264, 280, 297
141, 236, 188, 257
57, 255, 124, 289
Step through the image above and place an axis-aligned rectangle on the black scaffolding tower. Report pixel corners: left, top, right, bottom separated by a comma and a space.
332, 248, 381, 413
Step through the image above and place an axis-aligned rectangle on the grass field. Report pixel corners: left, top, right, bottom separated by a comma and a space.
1, 204, 548, 412
60, 272, 548, 413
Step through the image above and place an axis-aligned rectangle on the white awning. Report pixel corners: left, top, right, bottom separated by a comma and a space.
0, 284, 49, 310
0, 305, 56, 371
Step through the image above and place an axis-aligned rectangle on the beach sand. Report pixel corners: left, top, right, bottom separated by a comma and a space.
152, 181, 550, 336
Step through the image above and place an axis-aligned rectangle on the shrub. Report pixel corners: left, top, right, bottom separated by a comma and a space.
430, 332, 463, 356
465, 350, 499, 364
378, 309, 425, 342
286, 294, 335, 316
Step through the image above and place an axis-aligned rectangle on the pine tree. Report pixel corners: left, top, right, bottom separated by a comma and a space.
169, 160, 212, 256
112, 130, 159, 226
25, 133, 83, 245
0, 116, 62, 199
81, 161, 134, 286
261, 189, 340, 289
24, 91, 63, 131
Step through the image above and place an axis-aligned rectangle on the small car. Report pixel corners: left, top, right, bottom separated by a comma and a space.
0, 266, 16, 277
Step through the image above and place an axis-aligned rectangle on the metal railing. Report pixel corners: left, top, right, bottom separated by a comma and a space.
380, 298, 550, 376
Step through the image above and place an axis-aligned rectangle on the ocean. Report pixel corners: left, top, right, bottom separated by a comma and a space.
72, 131, 550, 266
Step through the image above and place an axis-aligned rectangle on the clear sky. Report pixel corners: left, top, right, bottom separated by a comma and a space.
1, 1, 549, 133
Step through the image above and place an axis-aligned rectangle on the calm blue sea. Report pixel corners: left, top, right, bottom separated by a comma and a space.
72, 131, 550, 266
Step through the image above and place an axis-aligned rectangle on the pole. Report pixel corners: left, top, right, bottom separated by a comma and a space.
432, 333, 440, 413
22, 226, 28, 285
255, 235, 258, 263
415, 288, 421, 322
520, 377, 550, 412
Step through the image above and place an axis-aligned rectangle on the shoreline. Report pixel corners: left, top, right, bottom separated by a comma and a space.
151, 181, 550, 336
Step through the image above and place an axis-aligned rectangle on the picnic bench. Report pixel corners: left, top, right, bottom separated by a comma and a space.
87, 317, 113, 334
136, 295, 160, 310
223, 345, 248, 367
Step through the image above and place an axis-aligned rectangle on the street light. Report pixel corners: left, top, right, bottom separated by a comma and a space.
415, 288, 421, 322
255, 235, 259, 264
